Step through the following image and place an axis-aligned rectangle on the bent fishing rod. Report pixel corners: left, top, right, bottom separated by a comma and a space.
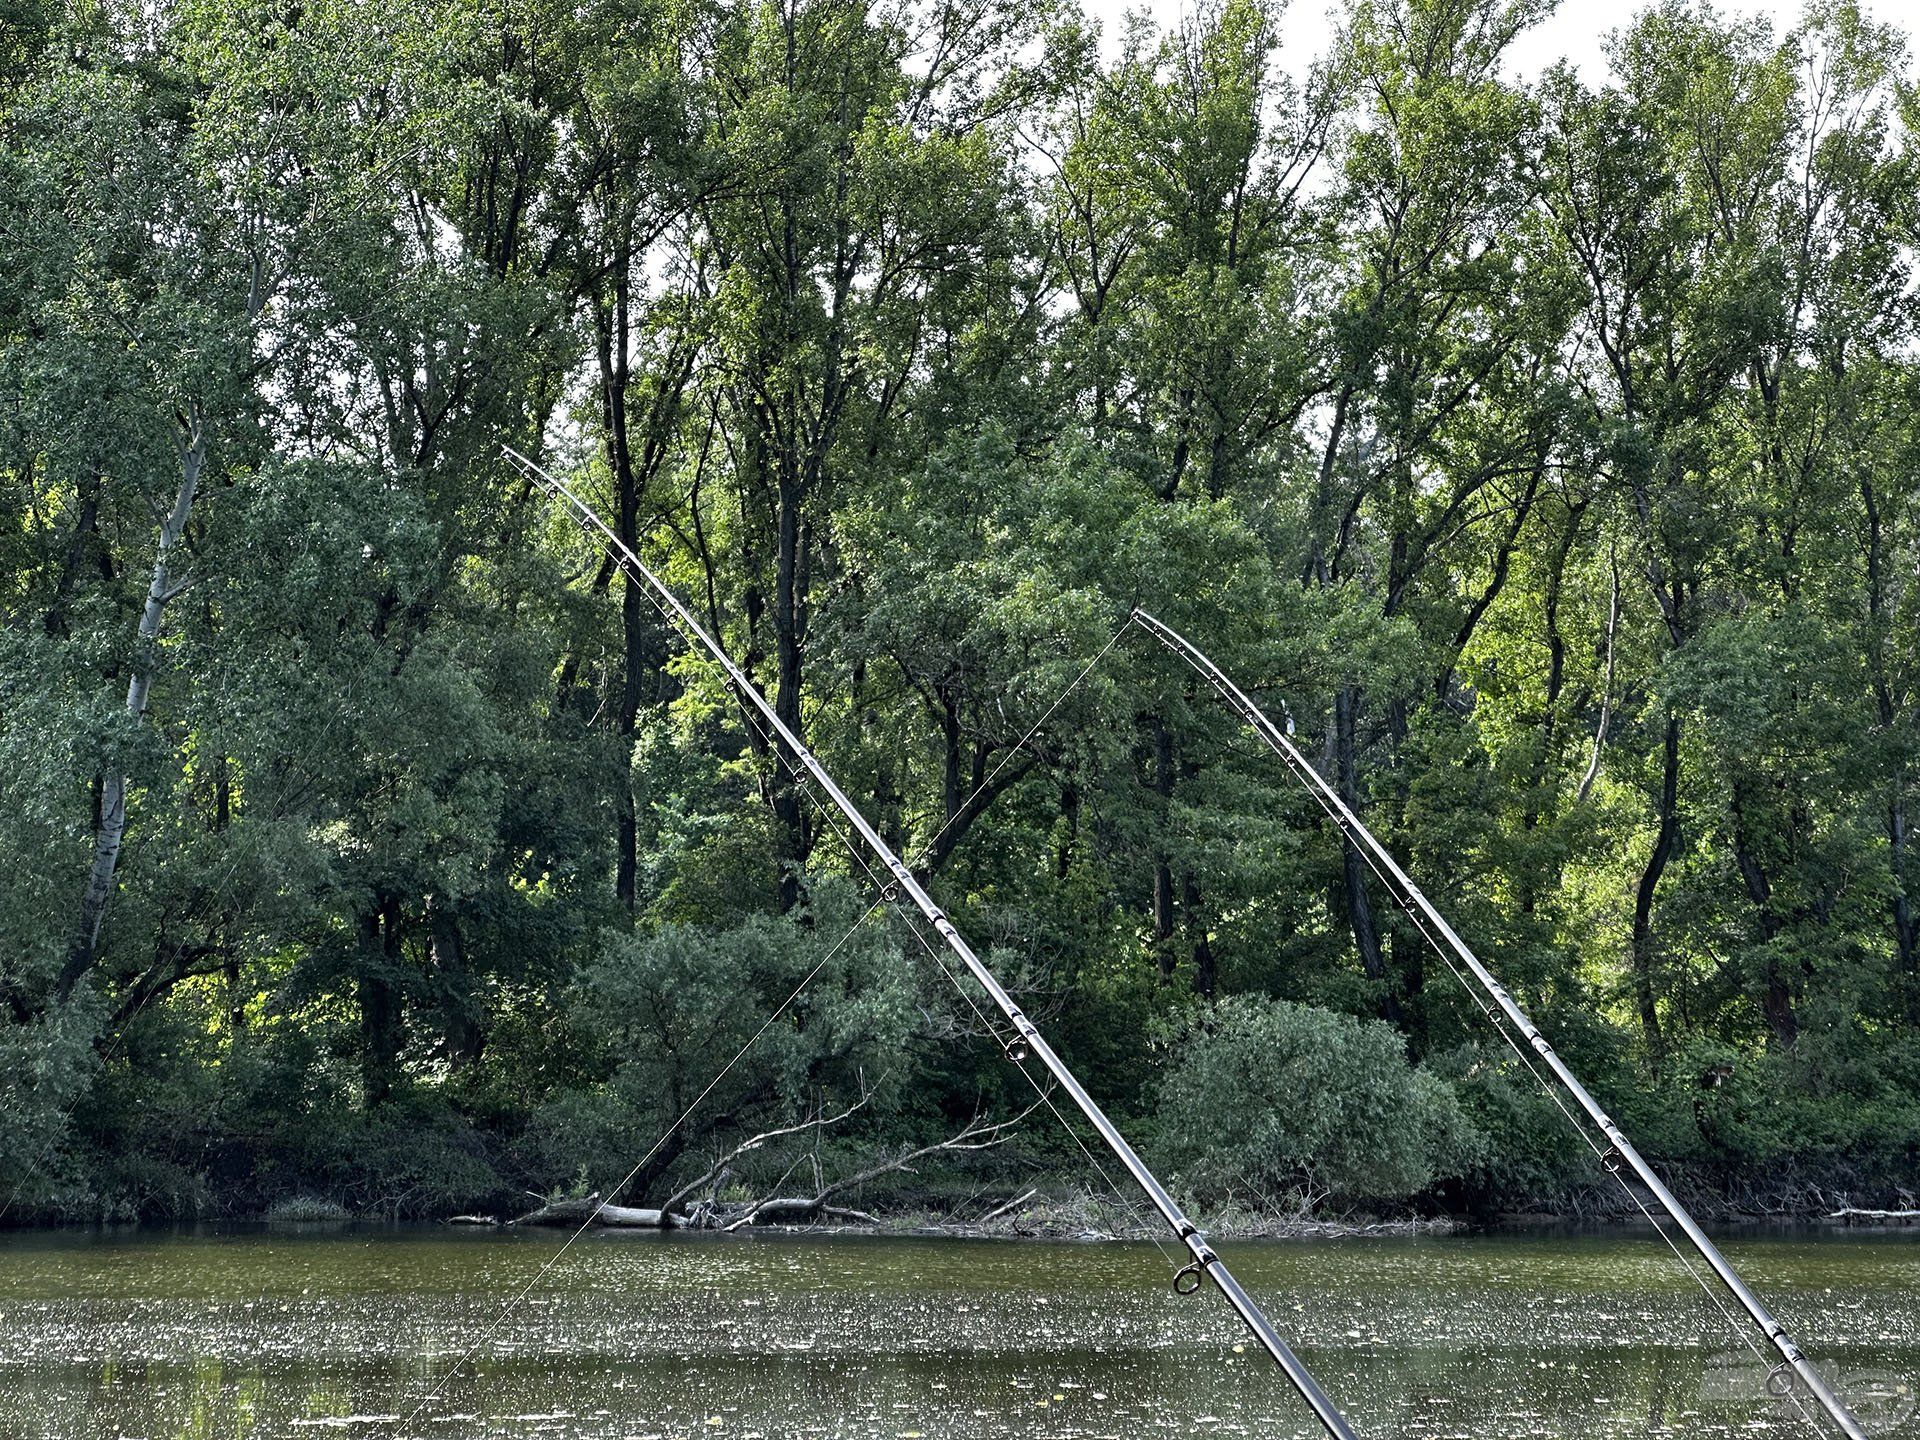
502, 445, 1360, 1440
1129, 607, 1868, 1440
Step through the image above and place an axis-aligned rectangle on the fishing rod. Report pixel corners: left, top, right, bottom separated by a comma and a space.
1129, 606, 1869, 1440
502, 445, 1360, 1440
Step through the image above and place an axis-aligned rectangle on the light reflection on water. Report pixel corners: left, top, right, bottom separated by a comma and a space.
0, 1226, 1914, 1439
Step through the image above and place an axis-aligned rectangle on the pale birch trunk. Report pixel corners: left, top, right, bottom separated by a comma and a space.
57, 416, 206, 1000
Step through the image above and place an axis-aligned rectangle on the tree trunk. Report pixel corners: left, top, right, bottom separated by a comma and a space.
770, 459, 808, 911
594, 263, 647, 915
359, 898, 404, 1106
1151, 719, 1176, 979
1894, 795, 1918, 1028
1184, 875, 1215, 1000
920, 752, 1035, 881
1762, 959, 1799, 1051
511, 1195, 685, 1229
1334, 684, 1394, 1019
1629, 715, 1679, 1063
41, 462, 107, 639
1518, 506, 1585, 917
1731, 782, 1797, 1050
1056, 780, 1080, 881
430, 905, 484, 1067
853, 656, 904, 856
58, 422, 206, 1000
215, 755, 245, 1042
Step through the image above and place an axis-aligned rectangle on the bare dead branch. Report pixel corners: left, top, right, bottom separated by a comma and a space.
655, 1093, 873, 1216
718, 1102, 1040, 1231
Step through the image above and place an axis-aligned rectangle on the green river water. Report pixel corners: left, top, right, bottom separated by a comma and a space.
0, 1224, 1914, 1439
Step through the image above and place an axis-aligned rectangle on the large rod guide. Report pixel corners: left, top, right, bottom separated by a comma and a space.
1130, 606, 1868, 1440
503, 447, 1360, 1440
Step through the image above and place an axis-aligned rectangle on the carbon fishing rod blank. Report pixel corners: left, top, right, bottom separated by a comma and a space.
1129, 605, 1870, 1440
501, 445, 1362, 1440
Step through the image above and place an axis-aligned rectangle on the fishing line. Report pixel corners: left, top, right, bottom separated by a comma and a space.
575, 507, 1218, 1276
1384, 886, 1809, 1415
877, 891, 1185, 1269
396, 892, 886, 1433
908, 611, 1136, 874
396, 565, 905, 1429
512, 446, 1360, 1440
729, 641, 1182, 1265
572, 485, 1176, 1268
1215, 662, 1813, 1412
1393, 888, 1818, 1424
795, 667, 1182, 1261
1136, 613, 1849, 1439
867, 610, 1184, 1261
708, 636, 1181, 1265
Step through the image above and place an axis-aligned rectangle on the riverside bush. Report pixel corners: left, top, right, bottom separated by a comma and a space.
1154, 996, 1482, 1207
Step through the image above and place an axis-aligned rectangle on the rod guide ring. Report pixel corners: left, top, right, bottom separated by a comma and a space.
1004, 1035, 1031, 1063
1172, 1262, 1205, 1296
1766, 1365, 1796, 1398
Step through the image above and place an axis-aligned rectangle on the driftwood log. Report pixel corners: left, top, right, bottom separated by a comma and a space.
511, 1194, 688, 1229
1828, 1207, 1920, 1224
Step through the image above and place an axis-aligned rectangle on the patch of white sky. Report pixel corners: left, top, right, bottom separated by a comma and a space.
1075, 0, 1907, 82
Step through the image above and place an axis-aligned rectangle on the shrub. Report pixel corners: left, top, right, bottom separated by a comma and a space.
520, 878, 921, 1202
0, 995, 101, 1218
264, 1195, 350, 1222
1154, 995, 1481, 1207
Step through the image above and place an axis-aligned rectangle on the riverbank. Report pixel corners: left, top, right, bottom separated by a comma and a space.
438, 1183, 1455, 1241
469, 1184, 1913, 1242
10, 1185, 1905, 1238
13, 1156, 1913, 1235
478, 1168, 1920, 1241
877, 1194, 1459, 1242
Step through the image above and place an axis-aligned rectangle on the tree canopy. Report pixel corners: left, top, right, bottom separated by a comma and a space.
2, 0, 1917, 1222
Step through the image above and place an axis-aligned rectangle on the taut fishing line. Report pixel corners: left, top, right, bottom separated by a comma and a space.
408, 454, 1179, 1438
463, 443, 1861, 1440
1130, 606, 1865, 1440
532, 455, 1188, 1269
396, 892, 886, 1433
502, 444, 1359, 1440
876, 608, 1189, 1262
549, 480, 1180, 1271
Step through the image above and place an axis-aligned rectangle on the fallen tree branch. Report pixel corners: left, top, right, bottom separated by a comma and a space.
718, 1103, 1039, 1231
505, 1099, 1039, 1233
655, 1094, 871, 1216
737, 1199, 880, 1225
978, 1187, 1039, 1225
509, 1193, 688, 1229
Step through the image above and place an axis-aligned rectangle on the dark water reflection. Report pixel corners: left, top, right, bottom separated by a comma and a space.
1, 1224, 1914, 1438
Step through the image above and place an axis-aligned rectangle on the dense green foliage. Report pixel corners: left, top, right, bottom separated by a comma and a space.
2, 0, 1918, 1223
1156, 996, 1480, 1204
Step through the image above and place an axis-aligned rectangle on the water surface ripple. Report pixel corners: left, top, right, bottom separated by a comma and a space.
1, 1225, 1914, 1439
